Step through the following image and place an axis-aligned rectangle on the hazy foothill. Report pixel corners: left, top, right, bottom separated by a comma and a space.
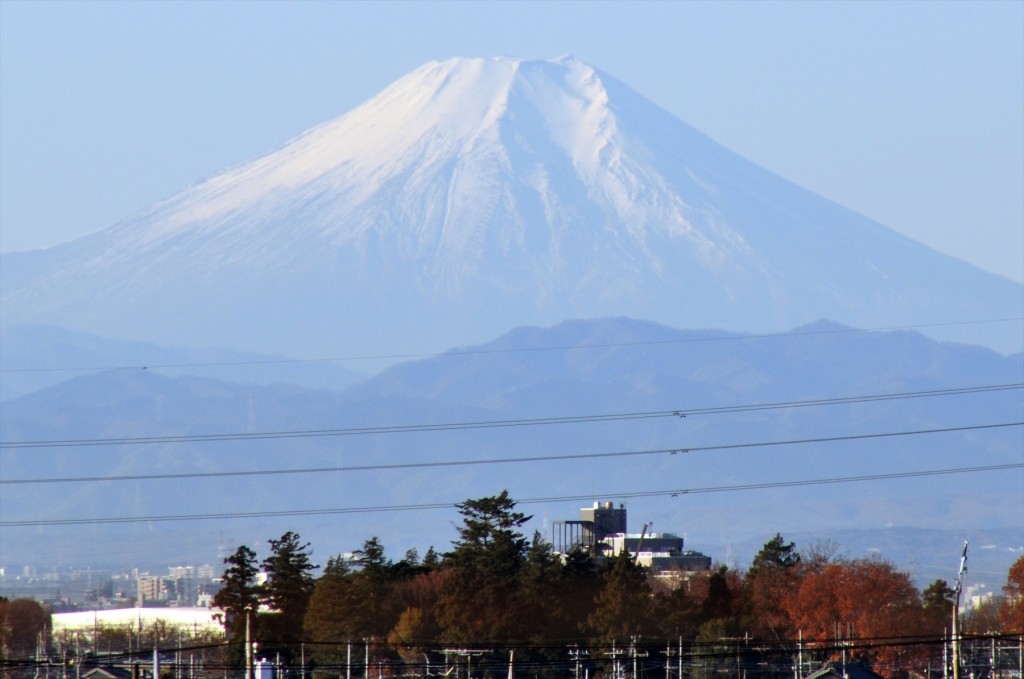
0, 53, 1021, 679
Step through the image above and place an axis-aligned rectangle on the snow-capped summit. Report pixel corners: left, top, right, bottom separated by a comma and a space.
2, 56, 1020, 356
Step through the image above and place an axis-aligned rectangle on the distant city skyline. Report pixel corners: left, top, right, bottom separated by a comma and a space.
1, 1, 1021, 283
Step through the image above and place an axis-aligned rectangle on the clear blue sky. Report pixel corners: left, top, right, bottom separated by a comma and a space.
1, 0, 1021, 282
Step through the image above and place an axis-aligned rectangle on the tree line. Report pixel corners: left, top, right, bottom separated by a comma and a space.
206, 491, 1024, 679
1, 491, 1020, 678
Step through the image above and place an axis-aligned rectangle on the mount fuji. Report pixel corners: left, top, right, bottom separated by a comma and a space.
1, 56, 1020, 357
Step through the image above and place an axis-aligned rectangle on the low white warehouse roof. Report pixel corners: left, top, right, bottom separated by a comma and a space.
52, 607, 225, 634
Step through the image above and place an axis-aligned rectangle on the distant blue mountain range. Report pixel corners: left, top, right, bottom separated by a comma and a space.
1, 318, 1020, 584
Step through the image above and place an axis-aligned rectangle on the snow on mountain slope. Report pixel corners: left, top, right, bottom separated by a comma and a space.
2, 56, 1020, 357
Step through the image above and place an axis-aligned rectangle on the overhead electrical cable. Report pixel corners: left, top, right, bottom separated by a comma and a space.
3, 421, 1020, 486
3, 631, 1013, 658
2, 316, 1020, 374
4, 633, 1013, 669
2, 462, 1018, 527
1, 383, 1019, 449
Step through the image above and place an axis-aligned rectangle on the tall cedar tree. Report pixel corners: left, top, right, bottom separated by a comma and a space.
515, 532, 584, 667
438, 490, 531, 642
348, 536, 401, 637
303, 556, 353, 673
212, 545, 260, 638
654, 579, 702, 640
559, 546, 603, 635
587, 550, 653, 643
263, 531, 317, 617
519, 532, 563, 640
920, 579, 955, 636
694, 565, 744, 642
744, 533, 801, 640
261, 531, 317, 656
749, 533, 801, 574
304, 538, 430, 673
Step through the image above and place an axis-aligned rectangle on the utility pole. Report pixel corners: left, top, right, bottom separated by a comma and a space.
796, 630, 803, 679
441, 649, 489, 679
606, 642, 625, 679
943, 630, 949, 679
953, 542, 969, 679
664, 641, 676, 679
245, 610, 254, 679
628, 638, 647, 679
569, 645, 588, 679
34, 632, 43, 679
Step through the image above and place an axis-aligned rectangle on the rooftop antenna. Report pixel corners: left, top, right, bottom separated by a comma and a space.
952, 541, 968, 679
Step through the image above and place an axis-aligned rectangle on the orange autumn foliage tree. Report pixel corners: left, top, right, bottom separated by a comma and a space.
1000, 555, 1024, 632
783, 557, 921, 666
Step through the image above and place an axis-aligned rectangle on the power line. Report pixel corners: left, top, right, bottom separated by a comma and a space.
4, 633, 1016, 669
3, 421, 1020, 485
2, 462, 1018, 527
2, 383, 1019, 449
2, 316, 1020, 374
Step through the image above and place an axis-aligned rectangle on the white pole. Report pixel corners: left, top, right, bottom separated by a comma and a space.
944, 628, 949, 679
953, 542, 969, 679
797, 630, 803, 679
245, 612, 253, 679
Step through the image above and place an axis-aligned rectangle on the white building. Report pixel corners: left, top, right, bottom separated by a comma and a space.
552, 501, 712, 572
51, 607, 226, 635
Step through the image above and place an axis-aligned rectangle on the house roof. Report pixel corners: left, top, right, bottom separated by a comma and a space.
806, 661, 885, 679
83, 668, 133, 679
